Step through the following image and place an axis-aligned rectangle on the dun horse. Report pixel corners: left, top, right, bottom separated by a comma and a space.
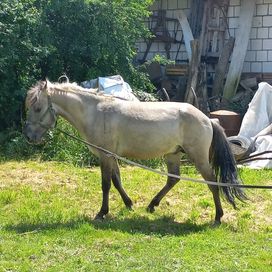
23, 80, 246, 224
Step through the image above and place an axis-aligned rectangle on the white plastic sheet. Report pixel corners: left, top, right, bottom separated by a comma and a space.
238, 82, 272, 168
81, 75, 139, 101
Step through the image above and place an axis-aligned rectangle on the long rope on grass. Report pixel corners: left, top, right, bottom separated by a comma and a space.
57, 128, 272, 190
237, 151, 272, 164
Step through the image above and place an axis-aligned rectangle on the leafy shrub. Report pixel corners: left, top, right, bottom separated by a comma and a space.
0, 0, 154, 131
0, 0, 158, 165
40, 118, 98, 166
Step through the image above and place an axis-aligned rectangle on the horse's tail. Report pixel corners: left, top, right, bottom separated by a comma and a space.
210, 120, 247, 208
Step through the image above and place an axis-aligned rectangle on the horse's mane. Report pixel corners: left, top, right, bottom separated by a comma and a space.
53, 82, 98, 96
26, 80, 128, 109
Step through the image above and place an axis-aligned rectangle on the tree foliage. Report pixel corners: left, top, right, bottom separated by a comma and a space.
0, 0, 153, 131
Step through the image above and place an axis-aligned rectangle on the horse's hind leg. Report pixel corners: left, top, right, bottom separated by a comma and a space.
185, 146, 223, 224
208, 184, 223, 225
147, 153, 180, 213
111, 160, 133, 209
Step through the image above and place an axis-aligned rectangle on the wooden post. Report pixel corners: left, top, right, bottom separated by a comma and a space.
223, 0, 256, 99
212, 36, 235, 97
184, 40, 200, 105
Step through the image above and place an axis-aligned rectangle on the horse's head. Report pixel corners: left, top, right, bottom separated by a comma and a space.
23, 80, 57, 144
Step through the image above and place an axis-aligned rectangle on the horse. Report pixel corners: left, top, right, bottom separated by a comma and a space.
23, 80, 247, 224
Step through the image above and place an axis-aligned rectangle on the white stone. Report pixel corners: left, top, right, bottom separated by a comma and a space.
263, 62, 272, 72
269, 4, 272, 14
250, 27, 257, 38
251, 62, 262, 72
251, 39, 263, 50
269, 27, 272, 37
263, 39, 272, 49
256, 4, 269, 15
252, 16, 263, 27
257, 27, 269, 38
245, 50, 256, 61
263, 16, 272, 26
268, 50, 272, 60
257, 50, 268, 61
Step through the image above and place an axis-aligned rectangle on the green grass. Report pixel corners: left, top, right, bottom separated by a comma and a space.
0, 161, 271, 271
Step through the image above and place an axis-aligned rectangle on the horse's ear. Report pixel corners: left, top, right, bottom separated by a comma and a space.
42, 79, 50, 92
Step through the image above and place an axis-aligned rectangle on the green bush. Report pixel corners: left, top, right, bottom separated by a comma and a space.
0, 0, 154, 131
0, 0, 157, 164
40, 118, 98, 166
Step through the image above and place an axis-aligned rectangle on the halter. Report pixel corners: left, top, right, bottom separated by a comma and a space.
23, 95, 57, 130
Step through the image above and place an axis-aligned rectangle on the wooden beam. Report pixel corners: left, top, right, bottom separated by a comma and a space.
184, 40, 200, 105
223, 0, 256, 99
212, 36, 235, 97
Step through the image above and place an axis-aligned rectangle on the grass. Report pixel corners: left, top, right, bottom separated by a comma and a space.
0, 160, 271, 271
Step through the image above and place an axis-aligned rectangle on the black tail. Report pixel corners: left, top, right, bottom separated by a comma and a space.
210, 120, 247, 208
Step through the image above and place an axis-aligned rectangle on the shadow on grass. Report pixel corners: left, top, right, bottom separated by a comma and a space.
5, 215, 211, 236
92, 216, 211, 236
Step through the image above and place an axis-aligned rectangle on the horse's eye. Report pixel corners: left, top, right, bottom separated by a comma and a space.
35, 107, 41, 113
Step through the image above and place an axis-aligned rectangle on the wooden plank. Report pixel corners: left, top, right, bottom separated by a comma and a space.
184, 40, 200, 105
175, 10, 194, 61
212, 36, 235, 97
223, 0, 256, 99
211, 8, 220, 53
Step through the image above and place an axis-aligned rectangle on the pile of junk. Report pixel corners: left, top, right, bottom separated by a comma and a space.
225, 82, 272, 169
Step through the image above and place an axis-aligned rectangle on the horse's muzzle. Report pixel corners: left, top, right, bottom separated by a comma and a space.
23, 123, 44, 145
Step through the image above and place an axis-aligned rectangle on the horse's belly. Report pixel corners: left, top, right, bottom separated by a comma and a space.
114, 117, 182, 159
118, 139, 181, 159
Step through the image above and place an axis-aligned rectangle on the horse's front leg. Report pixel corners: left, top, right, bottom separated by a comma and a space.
95, 160, 112, 220
111, 160, 133, 209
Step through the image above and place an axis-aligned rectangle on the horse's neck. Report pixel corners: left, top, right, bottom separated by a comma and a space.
49, 87, 93, 134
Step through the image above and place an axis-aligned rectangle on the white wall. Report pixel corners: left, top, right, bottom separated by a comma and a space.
136, 0, 272, 74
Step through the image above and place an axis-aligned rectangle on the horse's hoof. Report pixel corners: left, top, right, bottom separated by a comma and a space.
146, 205, 155, 213
94, 213, 105, 221
126, 205, 133, 211
211, 220, 221, 228
125, 199, 133, 210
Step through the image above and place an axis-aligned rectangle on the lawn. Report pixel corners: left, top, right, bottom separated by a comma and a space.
0, 161, 271, 271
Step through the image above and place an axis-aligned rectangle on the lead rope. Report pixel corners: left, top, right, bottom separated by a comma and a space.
56, 128, 272, 190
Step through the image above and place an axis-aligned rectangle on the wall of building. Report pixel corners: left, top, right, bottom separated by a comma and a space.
136, 0, 272, 74
241, 0, 272, 73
